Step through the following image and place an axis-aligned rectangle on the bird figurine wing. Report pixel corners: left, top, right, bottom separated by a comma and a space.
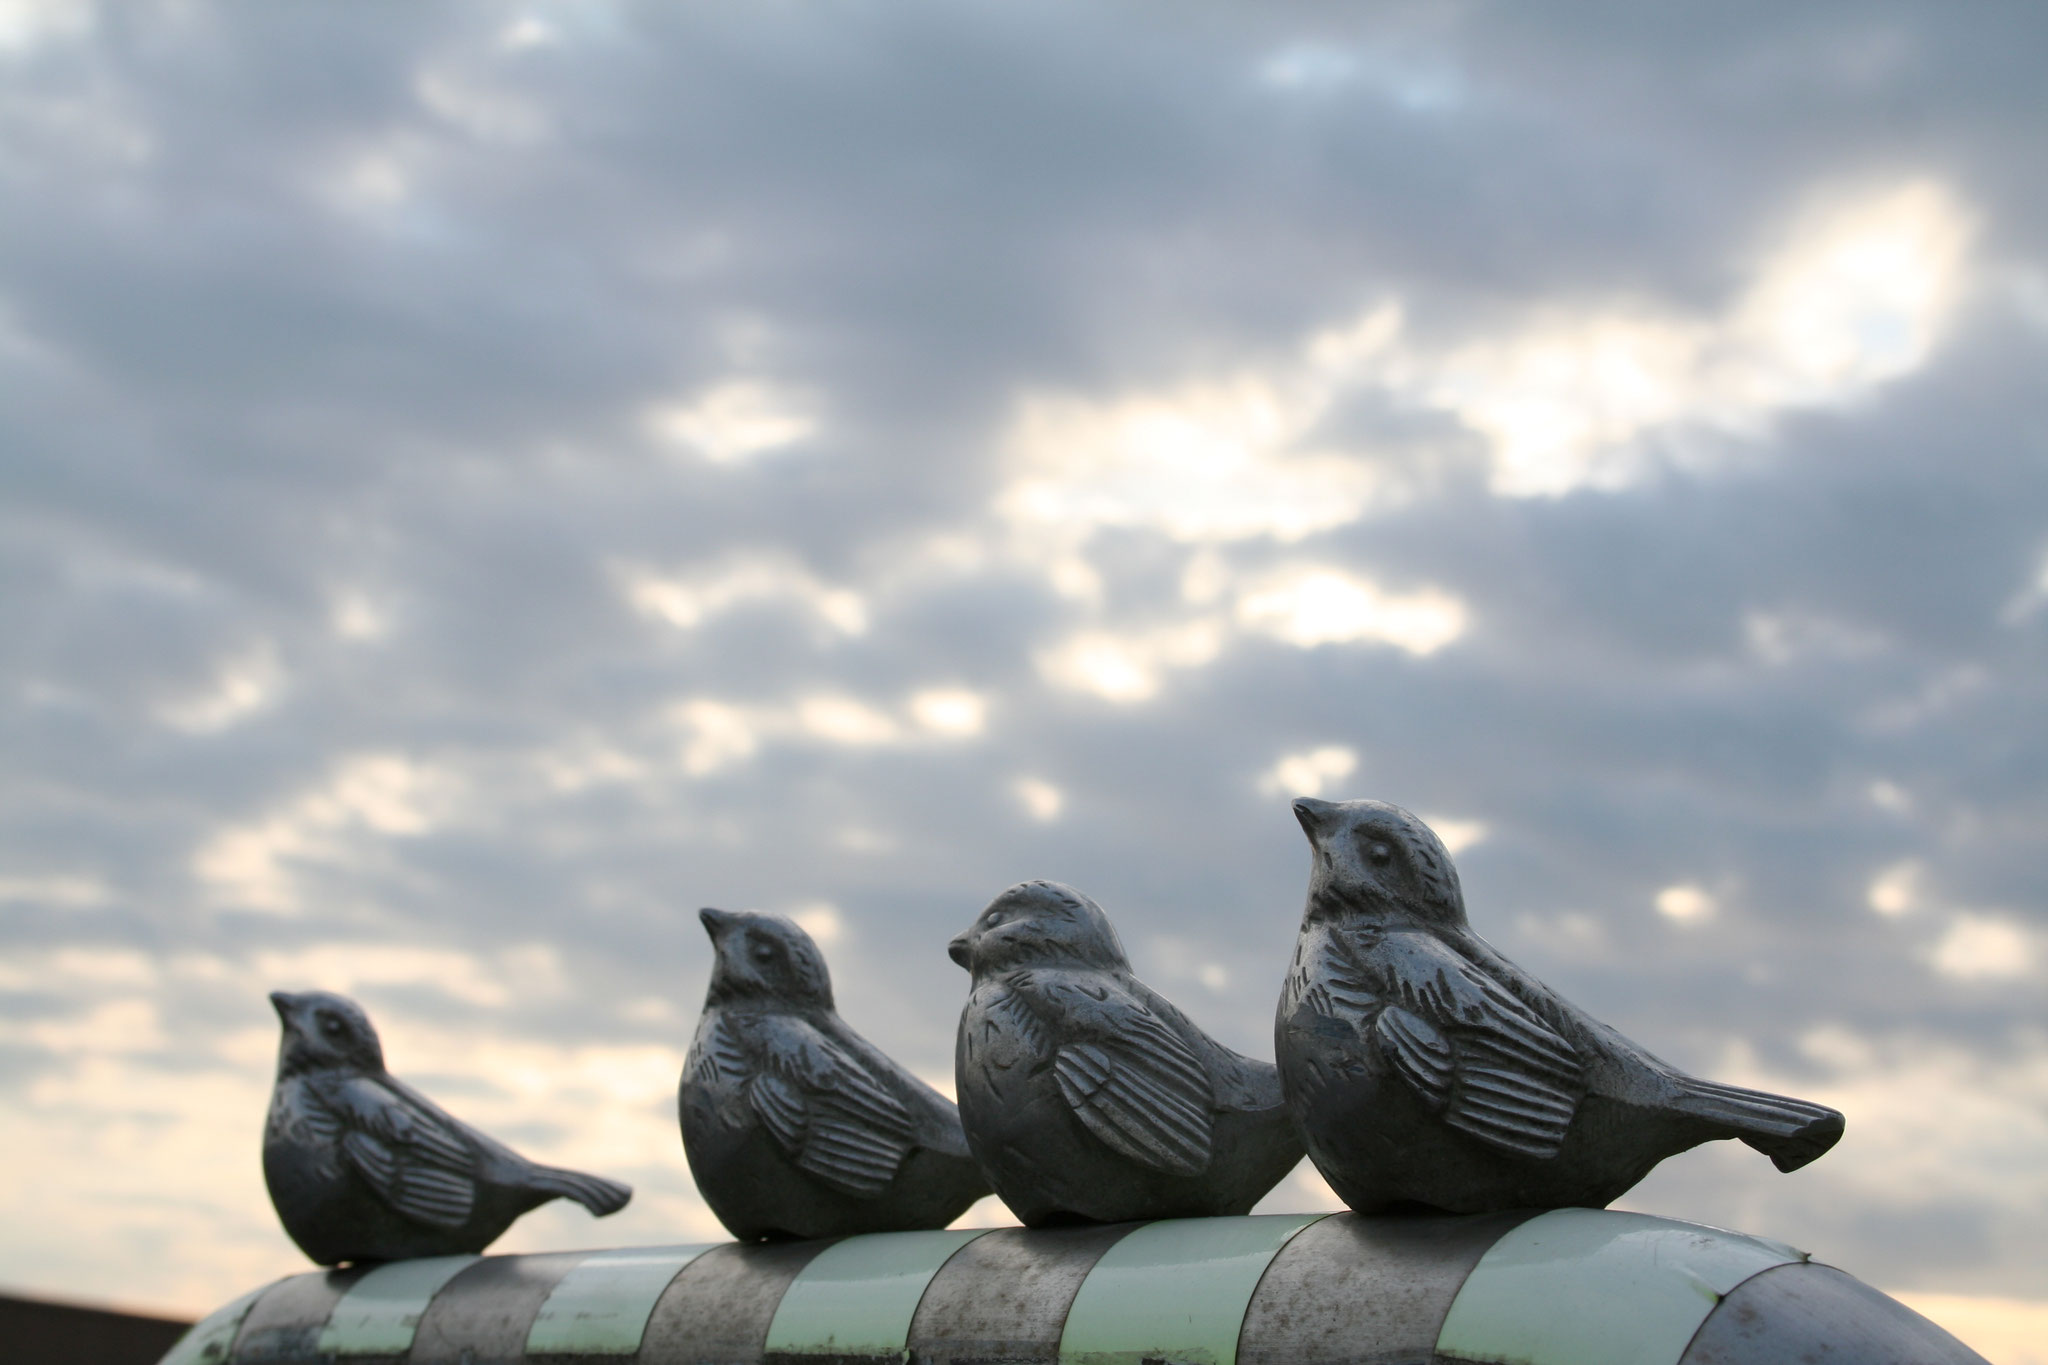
1040, 975, 1215, 1177
752, 1015, 917, 1199
309, 1072, 479, 1230
1348, 928, 1586, 1160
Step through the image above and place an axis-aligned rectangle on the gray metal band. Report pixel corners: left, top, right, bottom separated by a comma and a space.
230, 1265, 369, 1362
1677, 1261, 1991, 1365
1238, 1209, 1537, 1365
638, 1237, 833, 1364
409, 1251, 585, 1365
161, 1283, 275, 1365
907, 1222, 1139, 1364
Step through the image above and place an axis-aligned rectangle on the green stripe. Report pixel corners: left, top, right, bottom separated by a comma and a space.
763, 1228, 989, 1357
158, 1282, 271, 1365
524, 1244, 718, 1355
316, 1254, 479, 1355
1058, 1213, 1328, 1365
1435, 1208, 1806, 1365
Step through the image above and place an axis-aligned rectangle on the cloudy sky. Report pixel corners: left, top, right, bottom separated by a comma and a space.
3, 1, 2044, 1355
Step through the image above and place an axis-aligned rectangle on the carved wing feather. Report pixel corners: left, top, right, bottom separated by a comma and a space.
1362, 931, 1586, 1160
1374, 1005, 1454, 1110
1043, 980, 1215, 1177
323, 1075, 479, 1230
754, 1017, 916, 1199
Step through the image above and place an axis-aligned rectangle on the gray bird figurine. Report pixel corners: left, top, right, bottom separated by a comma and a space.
263, 990, 631, 1265
681, 907, 990, 1240
1276, 798, 1845, 1214
950, 880, 1303, 1226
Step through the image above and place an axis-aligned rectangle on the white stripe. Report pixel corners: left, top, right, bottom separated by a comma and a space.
524, 1244, 719, 1355
1435, 1208, 1805, 1365
1058, 1213, 1328, 1365
317, 1254, 480, 1356
764, 1228, 989, 1357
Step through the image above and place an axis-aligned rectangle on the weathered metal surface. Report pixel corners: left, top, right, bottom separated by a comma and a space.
637, 1238, 832, 1363
1678, 1261, 1989, 1365
1435, 1208, 1804, 1365
525, 1245, 718, 1356
1058, 1212, 1325, 1365
170, 1210, 1991, 1365
905, 1222, 1136, 1365
159, 1284, 270, 1365
409, 1252, 584, 1365
230, 1264, 367, 1361
1278, 799, 1844, 1215
1236, 1209, 1537, 1365
763, 1228, 987, 1359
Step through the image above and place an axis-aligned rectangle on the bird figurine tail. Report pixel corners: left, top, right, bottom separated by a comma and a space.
1669, 1077, 1845, 1172
524, 1165, 633, 1217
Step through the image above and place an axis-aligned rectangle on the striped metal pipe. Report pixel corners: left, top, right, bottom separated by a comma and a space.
161, 1208, 1987, 1365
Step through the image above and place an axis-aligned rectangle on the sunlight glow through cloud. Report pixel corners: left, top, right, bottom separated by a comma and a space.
158, 644, 285, 733
996, 180, 1972, 533
1013, 776, 1064, 822
1931, 914, 2036, 981
1035, 620, 1225, 702
622, 556, 868, 637
909, 687, 987, 736
192, 754, 462, 913
644, 379, 817, 463
1257, 745, 1357, 798
1237, 568, 1467, 653
1655, 883, 1718, 925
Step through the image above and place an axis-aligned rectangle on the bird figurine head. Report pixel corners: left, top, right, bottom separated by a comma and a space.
701, 907, 834, 1010
271, 990, 385, 1077
1293, 797, 1467, 929
949, 879, 1129, 976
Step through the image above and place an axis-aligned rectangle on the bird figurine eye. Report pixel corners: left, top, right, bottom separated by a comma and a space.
320, 1015, 346, 1036
1368, 842, 1394, 866
750, 941, 777, 964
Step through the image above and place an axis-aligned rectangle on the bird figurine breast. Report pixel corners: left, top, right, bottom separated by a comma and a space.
1276, 798, 1845, 1214
950, 880, 1303, 1226
680, 907, 990, 1240
263, 990, 631, 1265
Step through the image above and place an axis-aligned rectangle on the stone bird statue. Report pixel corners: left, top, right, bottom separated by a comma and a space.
1276, 798, 1846, 1214
263, 990, 631, 1265
950, 880, 1303, 1225
681, 908, 990, 1240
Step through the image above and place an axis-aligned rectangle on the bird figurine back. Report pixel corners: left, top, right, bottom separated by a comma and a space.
951, 880, 1303, 1225
681, 907, 990, 1240
1276, 798, 1845, 1214
263, 990, 631, 1265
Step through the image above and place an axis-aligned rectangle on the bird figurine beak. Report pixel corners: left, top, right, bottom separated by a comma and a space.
269, 990, 300, 1023
699, 907, 737, 941
947, 932, 972, 969
1293, 797, 1336, 838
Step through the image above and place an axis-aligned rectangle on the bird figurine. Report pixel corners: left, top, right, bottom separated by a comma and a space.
263, 990, 631, 1265
681, 907, 990, 1240
950, 880, 1303, 1226
1276, 798, 1845, 1214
